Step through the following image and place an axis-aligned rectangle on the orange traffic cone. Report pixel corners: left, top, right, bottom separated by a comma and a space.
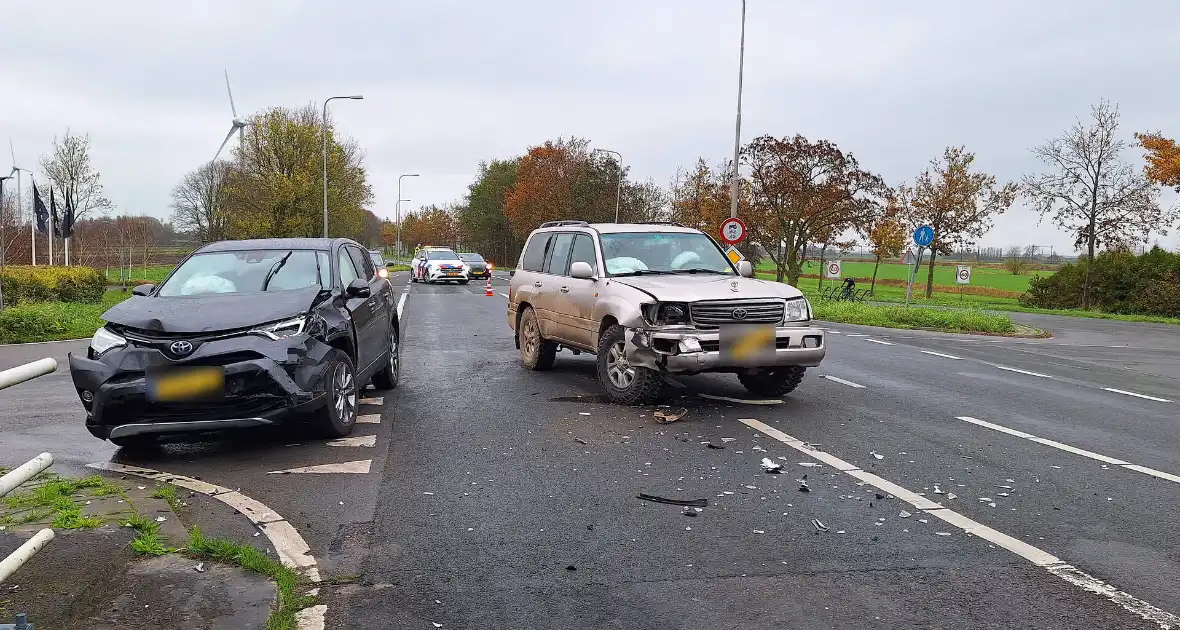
485, 277, 494, 296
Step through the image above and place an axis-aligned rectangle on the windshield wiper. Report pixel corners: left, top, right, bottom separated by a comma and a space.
669, 268, 730, 274
261, 251, 294, 291
612, 269, 673, 277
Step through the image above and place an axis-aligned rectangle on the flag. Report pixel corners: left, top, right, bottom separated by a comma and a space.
60, 191, 75, 239
33, 181, 49, 233
50, 188, 61, 237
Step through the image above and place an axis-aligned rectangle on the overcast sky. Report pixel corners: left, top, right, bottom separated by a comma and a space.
3, 0, 1178, 253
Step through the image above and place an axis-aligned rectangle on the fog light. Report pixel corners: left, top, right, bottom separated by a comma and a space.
80, 390, 94, 402
681, 338, 702, 352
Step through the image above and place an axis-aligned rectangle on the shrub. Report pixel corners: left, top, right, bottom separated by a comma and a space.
0, 265, 106, 304
1021, 247, 1180, 317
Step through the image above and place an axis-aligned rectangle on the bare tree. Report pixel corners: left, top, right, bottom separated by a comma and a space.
171, 160, 231, 241
1004, 245, 1030, 275
1023, 100, 1169, 307
38, 131, 113, 225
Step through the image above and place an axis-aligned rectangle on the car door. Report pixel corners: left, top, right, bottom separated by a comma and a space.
564, 233, 602, 349
348, 245, 390, 374
338, 246, 379, 371
539, 233, 575, 340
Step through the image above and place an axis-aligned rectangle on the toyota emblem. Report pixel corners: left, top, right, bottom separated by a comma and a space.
732, 308, 748, 320
170, 340, 194, 356
729, 280, 740, 292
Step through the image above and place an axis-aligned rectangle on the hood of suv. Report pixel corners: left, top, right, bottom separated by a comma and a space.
610, 274, 804, 302
102, 287, 323, 334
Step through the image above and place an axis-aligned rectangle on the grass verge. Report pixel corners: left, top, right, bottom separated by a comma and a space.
387, 264, 412, 272
2, 474, 121, 529
186, 527, 315, 630
0, 289, 131, 344
812, 300, 1016, 335
150, 484, 183, 512
125, 513, 174, 556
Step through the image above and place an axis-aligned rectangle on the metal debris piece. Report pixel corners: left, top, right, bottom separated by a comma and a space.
654, 408, 688, 424
698, 393, 783, 405
811, 519, 829, 532
946, 493, 957, 500
797, 475, 811, 492
760, 458, 783, 474
870, 451, 885, 460
194, 562, 205, 573
637, 493, 708, 507
682, 508, 697, 517
574, 437, 588, 445
899, 510, 912, 518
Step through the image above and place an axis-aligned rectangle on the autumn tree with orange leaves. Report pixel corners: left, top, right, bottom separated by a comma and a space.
1135, 131, 1180, 192
866, 198, 907, 292
742, 135, 886, 285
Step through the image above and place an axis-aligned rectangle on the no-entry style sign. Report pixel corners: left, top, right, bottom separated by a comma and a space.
825, 260, 842, 279
956, 265, 972, 285
720, 217, 747, 245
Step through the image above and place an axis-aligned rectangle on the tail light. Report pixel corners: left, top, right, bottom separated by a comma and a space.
488, 262, 494, 270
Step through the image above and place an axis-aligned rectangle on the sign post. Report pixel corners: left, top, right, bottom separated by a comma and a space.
905, 225, 935, 306
956, 265, 971, 303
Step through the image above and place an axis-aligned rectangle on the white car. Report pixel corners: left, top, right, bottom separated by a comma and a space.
411, 248, 470, 284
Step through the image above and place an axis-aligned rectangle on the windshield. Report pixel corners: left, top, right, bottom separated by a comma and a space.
459, 254, 484, 263
369, 252, 384, 266
599, 232, 734, 276
157, 250, 331, 297
425, 250, 459, 261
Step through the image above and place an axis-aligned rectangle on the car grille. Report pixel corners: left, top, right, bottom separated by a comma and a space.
690, 300, 785, 326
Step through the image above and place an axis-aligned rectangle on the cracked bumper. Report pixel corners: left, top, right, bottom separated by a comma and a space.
624, 326, 826, 374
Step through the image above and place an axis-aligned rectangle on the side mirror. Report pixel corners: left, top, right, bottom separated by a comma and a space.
570, 261, 595, 280
131, 284, 155, 297
345, 278, 371, 298
736, 261, 754, 278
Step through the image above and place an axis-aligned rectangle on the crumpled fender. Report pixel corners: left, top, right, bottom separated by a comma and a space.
623, 327, 662, 371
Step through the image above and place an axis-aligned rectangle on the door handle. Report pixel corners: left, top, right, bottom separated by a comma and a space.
559, 286, 570, 293
533, 281, 542, 288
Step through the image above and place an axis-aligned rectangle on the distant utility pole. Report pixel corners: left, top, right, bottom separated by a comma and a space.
729, 0, 747, 220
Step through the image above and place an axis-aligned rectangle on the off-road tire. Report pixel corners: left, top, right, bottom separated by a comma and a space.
597, 324, 663, 405
737, 366, 806, 397
315, 349, 358, 437
518, 307, 557, 370
371, 321, 400, 390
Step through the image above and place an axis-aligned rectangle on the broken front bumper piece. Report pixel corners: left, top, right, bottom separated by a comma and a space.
623, 326, 825, 374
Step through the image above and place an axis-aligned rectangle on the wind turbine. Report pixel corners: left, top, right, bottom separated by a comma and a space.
213, 70, 247, 161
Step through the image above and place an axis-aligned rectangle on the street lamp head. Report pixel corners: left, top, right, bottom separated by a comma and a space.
347, 95, 364, 100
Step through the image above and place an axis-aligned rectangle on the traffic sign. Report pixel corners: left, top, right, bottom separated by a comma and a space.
824, 260, 842, 279
956, 265, 972, 285
724, 245, 744, 265
913, 225, 934, 248
720, 218, 747, 245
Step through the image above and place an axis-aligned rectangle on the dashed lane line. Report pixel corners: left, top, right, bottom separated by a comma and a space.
499, 292, 509, 299
737, 418, 1180, 628
326, 435, 376, 447
356, 414, 381, 424
87, 461, 327, 629
920, 350, 963, 360
995, 365, 1053, 378
1102, 388, 1173, 403
820, 375, 865, 388
396, 292, 408, 319
358, 397, 384, 405
864, 338, 893, 346
956, 416, 1180, 485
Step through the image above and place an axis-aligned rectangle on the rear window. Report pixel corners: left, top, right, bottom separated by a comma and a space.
459, 254, 485, 263
425, 250, 459, 260
521, 233, 551, 272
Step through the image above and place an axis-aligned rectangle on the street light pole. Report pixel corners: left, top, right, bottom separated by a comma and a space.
592, 148, 623, 222
321, 95, 364, 238
730, 0, 747, 219
10, 167, 31, 264
396, 174, 419, 260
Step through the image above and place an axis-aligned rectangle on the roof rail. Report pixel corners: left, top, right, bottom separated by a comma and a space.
636, 221, 689, 228
538, 220, 590, 228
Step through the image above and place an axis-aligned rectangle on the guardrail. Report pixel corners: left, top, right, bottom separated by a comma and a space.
0, 357, 61, 628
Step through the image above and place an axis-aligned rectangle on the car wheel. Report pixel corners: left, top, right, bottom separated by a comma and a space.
737, 366, 806, 397
316, 349, 358, 437
597, 324, 663, 405
371, 322, 400, 390
518, 307, 556, 370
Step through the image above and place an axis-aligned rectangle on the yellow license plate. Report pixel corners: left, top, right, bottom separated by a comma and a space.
446, 272, 460, 276
148, 367, 225, 402
719, 324, 777, 366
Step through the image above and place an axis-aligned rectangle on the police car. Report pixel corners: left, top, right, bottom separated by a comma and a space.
410, 246, 470, 284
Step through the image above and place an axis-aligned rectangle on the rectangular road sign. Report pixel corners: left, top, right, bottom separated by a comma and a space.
956, 265, 972, 285
824, 260, 842, 279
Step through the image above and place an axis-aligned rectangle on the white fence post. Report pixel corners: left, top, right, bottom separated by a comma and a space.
0, 358, 57, 391
0, 529, 55, 583
0, 453, 53, 498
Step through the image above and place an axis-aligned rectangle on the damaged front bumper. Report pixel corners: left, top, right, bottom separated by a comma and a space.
69, 332, 336, 441
624, 325, 826, 375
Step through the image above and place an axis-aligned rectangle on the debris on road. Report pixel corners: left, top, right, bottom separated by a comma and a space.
637, 493, 708, 508
702, 441, 725, 449
797, 475, 811, 492
194, 562, 205, 573
753, 529, 765, 534
760, 458, 783, 474
752, 445, 767, 452
654, 408, 688, 424
870, 451, 885, 460
574, 437, 588, 445
899, 510, 912, 518
935, 532, 952, 536
721, 437, 737, 443
698, 393, 783, 405
579, 412, 591, 416
811, 519, 829, 532
946, 493, 957, 500
682, 508, 698, 517
979, 497, 993, 502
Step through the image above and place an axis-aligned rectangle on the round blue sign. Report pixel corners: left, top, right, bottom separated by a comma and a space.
913, 225, 934, 248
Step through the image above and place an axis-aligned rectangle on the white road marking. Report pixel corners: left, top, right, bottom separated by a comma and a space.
266, 460, 372, 474
1102, 388, 1172, 403
359, 397, 384, 406
827, 330, 841, 334
86, 461, 327, 629
499, 292, 509, 298
356, 413, 381, 424
921, 350, 962, 360
736, 419, 1180, 628
326, 435, 376, 447
955, 416, 1180, 485
864, 338, 893, 346
396, 293, 408, 319
821, 375, 865, 389
995, 365, 1053, 378
698, 393, 783, 405
845, 333, 869, 337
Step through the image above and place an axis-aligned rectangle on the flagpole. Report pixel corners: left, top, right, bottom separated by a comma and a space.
19, 172, 32, 266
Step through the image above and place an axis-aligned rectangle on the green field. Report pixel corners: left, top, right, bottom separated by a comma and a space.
104, 265, 174, 283
758, 259, 1050, 293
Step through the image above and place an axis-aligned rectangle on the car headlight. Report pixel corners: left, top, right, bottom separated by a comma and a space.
785, 298, 810, 322
249, 316, 307, 340
643, 302, 690, 326
89, 326, 126, 358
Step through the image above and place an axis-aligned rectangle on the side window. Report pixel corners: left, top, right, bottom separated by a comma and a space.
348, 246, 375, 280
338, 248, 359, 286
570, 234, 598, 276
317, 252, 331, 287
521, 233, 551, 272
544, 233, 575, 275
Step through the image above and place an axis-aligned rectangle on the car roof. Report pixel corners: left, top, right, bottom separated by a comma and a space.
535, 222, 702, 235
196, 237, 356, 253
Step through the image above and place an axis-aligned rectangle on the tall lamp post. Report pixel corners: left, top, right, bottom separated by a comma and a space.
321, 94, 364, 237
396, 173, 419, 260
730, 0, 747, 219
592, 148, 623, 223
9, 166, 32, 264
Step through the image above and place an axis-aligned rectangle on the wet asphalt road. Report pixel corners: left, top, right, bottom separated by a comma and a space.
1, 271, 1178, 629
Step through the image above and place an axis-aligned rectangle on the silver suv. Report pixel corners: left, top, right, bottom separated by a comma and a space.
507, 221, 825, 404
